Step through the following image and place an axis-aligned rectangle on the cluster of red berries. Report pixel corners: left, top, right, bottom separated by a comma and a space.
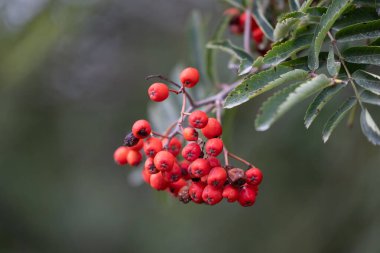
225, 8, 264, 45
114, 67, 263, 207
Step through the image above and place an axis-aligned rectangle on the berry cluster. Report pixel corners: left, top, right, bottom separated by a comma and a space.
225, 8, 264, 45
114, 67, 263, 207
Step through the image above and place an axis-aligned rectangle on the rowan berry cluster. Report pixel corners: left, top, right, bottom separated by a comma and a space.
225, 8, 264, 45
113, 67, 263, 207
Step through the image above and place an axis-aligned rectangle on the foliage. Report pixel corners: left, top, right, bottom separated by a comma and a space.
204, 0, 380, 145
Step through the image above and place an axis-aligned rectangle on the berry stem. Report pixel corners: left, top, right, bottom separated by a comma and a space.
243, 8, 252, 54
151, 131, 167, 138
227, 152, 255, 168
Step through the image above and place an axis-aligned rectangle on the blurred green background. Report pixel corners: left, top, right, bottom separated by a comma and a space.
1, 0, 380, 252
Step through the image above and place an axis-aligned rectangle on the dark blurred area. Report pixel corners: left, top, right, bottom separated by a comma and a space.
1, 0, 380, 252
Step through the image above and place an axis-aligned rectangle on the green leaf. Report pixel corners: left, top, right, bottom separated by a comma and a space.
334, 7, 379, 29
343, 46, 380, 66
352, 70, 380, 95
255, 74, 332, 131
263, 34, 313, 65
206, 16, 232, 83
361, 90, 380, 106
224, 67, 309, 108
371, 38, 380, 46
336, 20, 380, 42
300, 0, 314, 11
327, 45, 341, 76
206, 40, 253, 75
278, 11, 306, 22
353, 0, 380, 7
308, 0, 353, 70
360, 108, 380, 145
188, 11, 210, 85
289, 0, 300, 11
304, 83, 347, 128
273, 17, 301, 40
322, 97, 357, 143
252, 0, 274, 41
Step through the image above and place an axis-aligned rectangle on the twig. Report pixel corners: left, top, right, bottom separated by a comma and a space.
228, 152, 255, 168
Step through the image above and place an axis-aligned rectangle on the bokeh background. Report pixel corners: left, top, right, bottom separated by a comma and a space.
1, 0, 380, 252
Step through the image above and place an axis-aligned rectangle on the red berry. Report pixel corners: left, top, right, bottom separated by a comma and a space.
179, 160, 191, 180
201, 175, 208, 184
224, 7, 240, 16
153, 150, 175, 171
202, 185, 223, 205
130, 138, 144, 151
127, 150, 142, 166
189, 181, 205, 203
207, 167, 227, 188
252, 28, 264, 44
179, 67, 199, 88
201, 118, 223, 139
150, 172, 168, 191
189, 158, 210, 178
238, 185, 256, 207
142, 167, 151, 184
207, 157, 221, 168
168, 179, 187, 196
144, 157, 159, 174
148, 83, 169, 102
245, 167, 263, 186
188, 111, 209, 129
182, 127, 198, 141
162, 163, 182, 183
132, 119, 151, 139
143, 137, 163, 157
222, 185, 239, 202
205, 138, 224, 156
113, 146, 129, 165
163, 137, 182, 157
239, 12, 258, 30
182, 142, 202, 162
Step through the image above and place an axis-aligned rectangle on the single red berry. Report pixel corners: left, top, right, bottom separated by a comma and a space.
222, 185, 239, 202
150, 172, 168, 191
179, 160, 191, 180
205, 138, 224, 157
148, 83, 169, 102
207, 167, 227, 188
189, 158, 210, 178
153, 150, 175, 171
182, 142, 202, 162
189, 181, 206, 203
238, 185, 257, 207
113, 146, 129, 165
132, 119, 151, 139
207, 157, 221, 168
130, 138, 144, 151
252, 28, 264, 44
168, 179, 187, 196
162, 163, 182, 183
127, 150, 142, 166
143, 137, 163, 157
202, 185, 223, 205
142, 167, 151, 184
239, 12, 258, 30
163, 137, 182, 157
144, 157, 159, 174
201, 118, 222, 139
245, 167, 263, 186
182, 127, 198, 141
179, 67, 199, 88
188, 111, 209, 129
